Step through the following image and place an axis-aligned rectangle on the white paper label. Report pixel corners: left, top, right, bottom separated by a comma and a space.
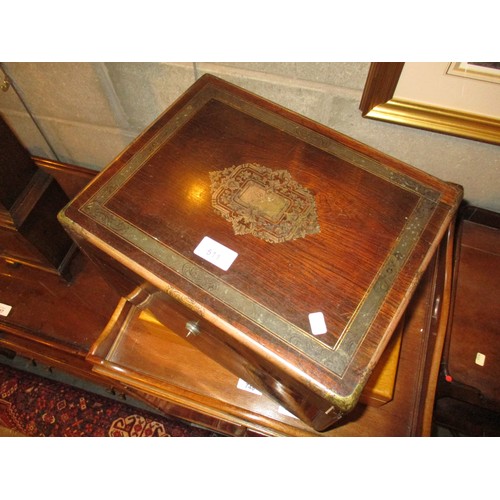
278, 406, 299, 419
308, 312, 327, 335
0, 303, 12, 317
475, 352, 486, 366
236, 378, 262, 395
194, 236, 238, 271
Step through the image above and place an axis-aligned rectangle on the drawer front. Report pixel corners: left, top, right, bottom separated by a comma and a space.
143, 290, 345, 430
69, 242, 397, 431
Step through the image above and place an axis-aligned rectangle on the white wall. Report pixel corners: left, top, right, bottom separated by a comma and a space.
1, 62, 499, 212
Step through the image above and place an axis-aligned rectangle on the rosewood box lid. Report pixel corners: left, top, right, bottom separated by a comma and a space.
59, 74, 462, 429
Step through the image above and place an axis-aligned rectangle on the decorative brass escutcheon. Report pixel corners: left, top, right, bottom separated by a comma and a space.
210, 163, 320, 243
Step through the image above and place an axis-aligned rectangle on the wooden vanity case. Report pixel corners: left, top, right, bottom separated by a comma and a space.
58, 74, 462, 431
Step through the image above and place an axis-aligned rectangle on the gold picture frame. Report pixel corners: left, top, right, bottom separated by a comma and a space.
360, 62, 500, 145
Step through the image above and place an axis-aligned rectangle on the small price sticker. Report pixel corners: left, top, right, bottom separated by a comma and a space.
0, 303, 12, 317
308, 311, 327, 335
236, 378, 262, 395
194, 236, 238, 271
475, 352, 486, 367
278, 406, 299, 419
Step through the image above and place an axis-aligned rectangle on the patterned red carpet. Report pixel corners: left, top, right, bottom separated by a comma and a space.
0, 363, 219, 437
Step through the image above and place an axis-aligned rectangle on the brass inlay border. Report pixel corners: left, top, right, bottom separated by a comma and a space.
80, 82, 441, 377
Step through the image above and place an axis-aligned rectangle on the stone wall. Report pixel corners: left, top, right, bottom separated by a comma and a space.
1, 62, 498, 211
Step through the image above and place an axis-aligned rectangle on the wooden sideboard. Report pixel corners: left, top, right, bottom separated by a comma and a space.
0, 159, 454, 436
0, 118, 76, 280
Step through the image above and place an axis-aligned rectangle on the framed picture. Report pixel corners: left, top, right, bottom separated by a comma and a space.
360, 62, 500, 145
